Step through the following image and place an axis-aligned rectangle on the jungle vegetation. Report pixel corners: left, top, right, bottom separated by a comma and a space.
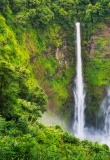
0, 0, 110, 159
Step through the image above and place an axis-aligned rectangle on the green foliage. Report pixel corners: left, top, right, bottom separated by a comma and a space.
9, 0, 27, 13
0, 60, 47, 120
0, 117, 110, 160
63, 132, 80, 145
17, 116, 29, 133
0, 0, 9, 13
0, 0, 110, 159
0, 61, 18, 119
0, 116, 7, 134
14, 11, 30, 27
0, 15, 6, 33
43, 57, 58, 77
34, 5, 54, 28
85, 59, 110, 85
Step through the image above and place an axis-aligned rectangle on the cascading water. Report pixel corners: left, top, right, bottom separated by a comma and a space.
84, 88, 110, 146
103, 90, 110, 138
100, 89, 110, 141
73, 22, 85, 139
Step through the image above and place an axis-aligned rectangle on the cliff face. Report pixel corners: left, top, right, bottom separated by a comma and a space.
22, 28, 75, 121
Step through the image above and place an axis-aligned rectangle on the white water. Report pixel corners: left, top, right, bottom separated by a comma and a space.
83, 88, 110, 147
98, 88, 110, 145
103, 89, 110, 138
73, 22, 85, 139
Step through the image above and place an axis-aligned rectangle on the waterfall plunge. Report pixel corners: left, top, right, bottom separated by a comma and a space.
73, 22, 85, 139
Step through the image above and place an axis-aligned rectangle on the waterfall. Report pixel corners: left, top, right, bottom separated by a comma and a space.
100, 89, 110, 138
73, 22, 85, 139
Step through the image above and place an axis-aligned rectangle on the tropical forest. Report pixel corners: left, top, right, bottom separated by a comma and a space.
0, 0, 110, 159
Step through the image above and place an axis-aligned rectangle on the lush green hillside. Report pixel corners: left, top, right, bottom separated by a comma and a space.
0, 0, 110, 159
0, 116, 110, 160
